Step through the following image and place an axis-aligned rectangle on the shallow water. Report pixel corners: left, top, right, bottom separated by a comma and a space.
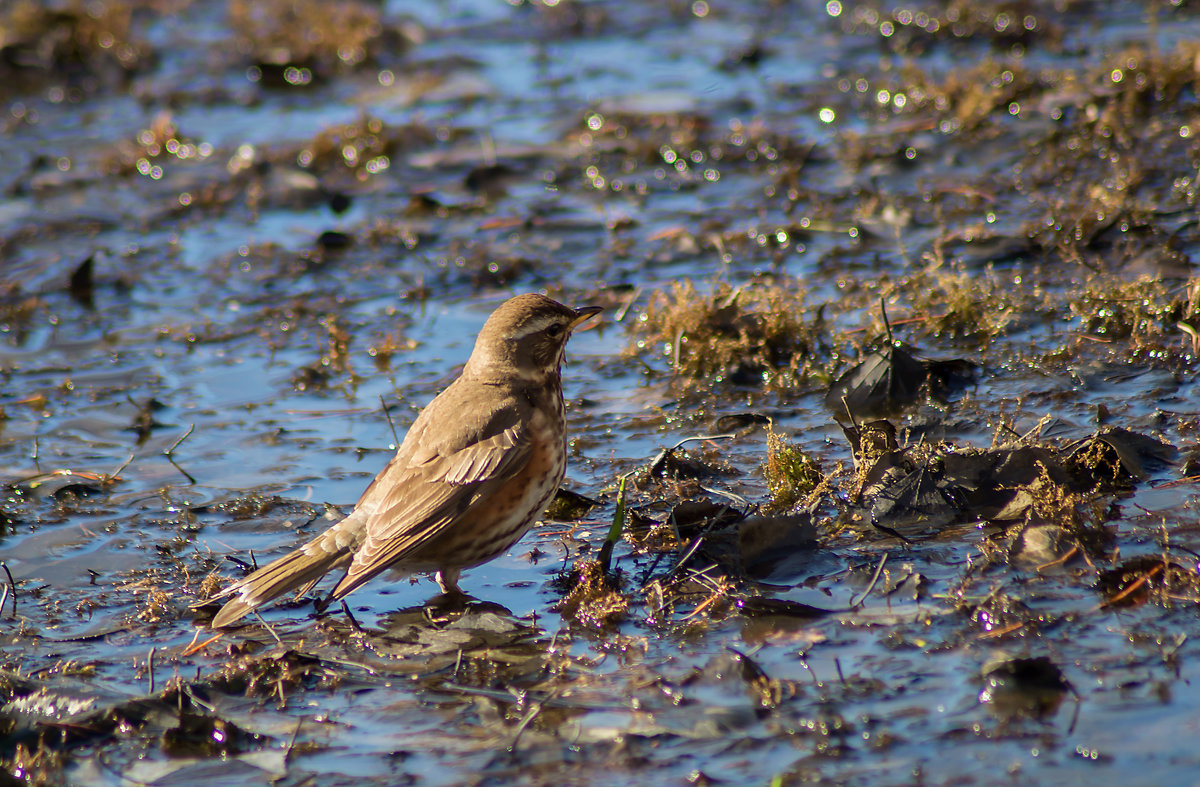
3, 0, 1200, 784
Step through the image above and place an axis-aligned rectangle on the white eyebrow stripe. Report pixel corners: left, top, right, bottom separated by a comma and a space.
510, 314, 561, 339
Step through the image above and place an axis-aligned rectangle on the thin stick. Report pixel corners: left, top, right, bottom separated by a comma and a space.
283, 718, 304, 767
379, 395, 400, 448
165, 423, 197, 484
0, 562, 15, 617
148, 646, 157, 694
682, 585, 728, 621
614, 287, 641, 322
1100, 564, 1163, 609
253, 611, 285, 646
1034, 544, 1080, 573
665, 536, 706, 581
165, 423, 195, 456
108, 453, 134, 481
849, 553, 888, 609
181, 632, 224, 657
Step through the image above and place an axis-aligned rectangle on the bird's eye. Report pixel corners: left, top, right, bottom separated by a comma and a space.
546, 323, 564, 338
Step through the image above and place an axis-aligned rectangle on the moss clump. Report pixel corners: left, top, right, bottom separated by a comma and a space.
763, 429, 824, 513
627, 280, 825, 391
0, 1, 146, 79
1, 741, 69, 787
554, 559, 628, 629
298, 114, 436, 181
1069, 275, 1192, 342
889, 268, 1027, 346
227, 0, 397, 80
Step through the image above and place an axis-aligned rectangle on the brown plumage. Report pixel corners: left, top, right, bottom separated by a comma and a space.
207, 293, 601, 627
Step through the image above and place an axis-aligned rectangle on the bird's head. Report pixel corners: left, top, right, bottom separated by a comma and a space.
466, 293, 601, 382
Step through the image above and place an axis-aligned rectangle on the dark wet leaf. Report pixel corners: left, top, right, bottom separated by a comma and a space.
979, 656, 1071, 719
826, 342, 975, 418
714, 412, 772, 432
719, 40, 768, 71
68, 255, 94, 308
940, 233, 1034, 268
736, 513, 817, 578
464, 163, 519, 197
1, 673, 170, 747
735, 596, 832, 618
825, 343, 927, 417
15, 470, 114, 500
939, 446, 1072, 518
669, 499, 742, 535
327, 191, 352, 214
161, 714, 266, 757
868, 461, 961, 534
316, 230, 353, 251
1071, 427, 1177, 482
544, 488, 600, 520
1096, 554, 1200, 608
648, 447, 730, 481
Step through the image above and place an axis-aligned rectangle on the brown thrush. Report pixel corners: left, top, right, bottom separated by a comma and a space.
208, 293, 601, 627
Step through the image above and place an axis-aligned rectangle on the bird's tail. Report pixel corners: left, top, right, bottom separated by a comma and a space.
207, 530, 353, 628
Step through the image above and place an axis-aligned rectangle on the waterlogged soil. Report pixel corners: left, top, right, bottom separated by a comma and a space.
3, 0, 1200, 784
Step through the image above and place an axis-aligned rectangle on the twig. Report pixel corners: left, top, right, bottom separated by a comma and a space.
379, 395, 400, 449
1034, 544, 1080, 573
108, 453, 134, 481
682, 584, 730, 621
181, 632, 224, 657
284, 717, 304, 767
976, 621, 1026, 640
664, 536, 707, 581
253, 611, 285, 646
614, 287, 641, 322
669, 433, 735, 451
1099, 564, 1163, 609
164, 423, 197, 484
0, 562, 15, 617
509, 689, 560, 753
849, 553, 888, 609
148, 646, 157, 694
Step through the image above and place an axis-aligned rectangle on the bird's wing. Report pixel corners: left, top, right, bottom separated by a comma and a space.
329, 405, 533, 598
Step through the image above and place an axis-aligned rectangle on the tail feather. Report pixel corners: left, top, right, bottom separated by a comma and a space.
209, 544, 348, 628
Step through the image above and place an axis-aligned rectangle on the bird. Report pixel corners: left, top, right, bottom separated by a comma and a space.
206, 293, 601, 627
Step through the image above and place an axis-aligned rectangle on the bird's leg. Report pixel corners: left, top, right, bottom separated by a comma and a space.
435, 567, 462, 595
313, 594, 333, 615
339, 600, 364, 632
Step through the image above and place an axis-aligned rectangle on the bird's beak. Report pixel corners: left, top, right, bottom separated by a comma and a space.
570, 306, 603, 330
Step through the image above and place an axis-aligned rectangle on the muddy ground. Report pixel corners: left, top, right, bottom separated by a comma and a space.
3, 1, 1200, 785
